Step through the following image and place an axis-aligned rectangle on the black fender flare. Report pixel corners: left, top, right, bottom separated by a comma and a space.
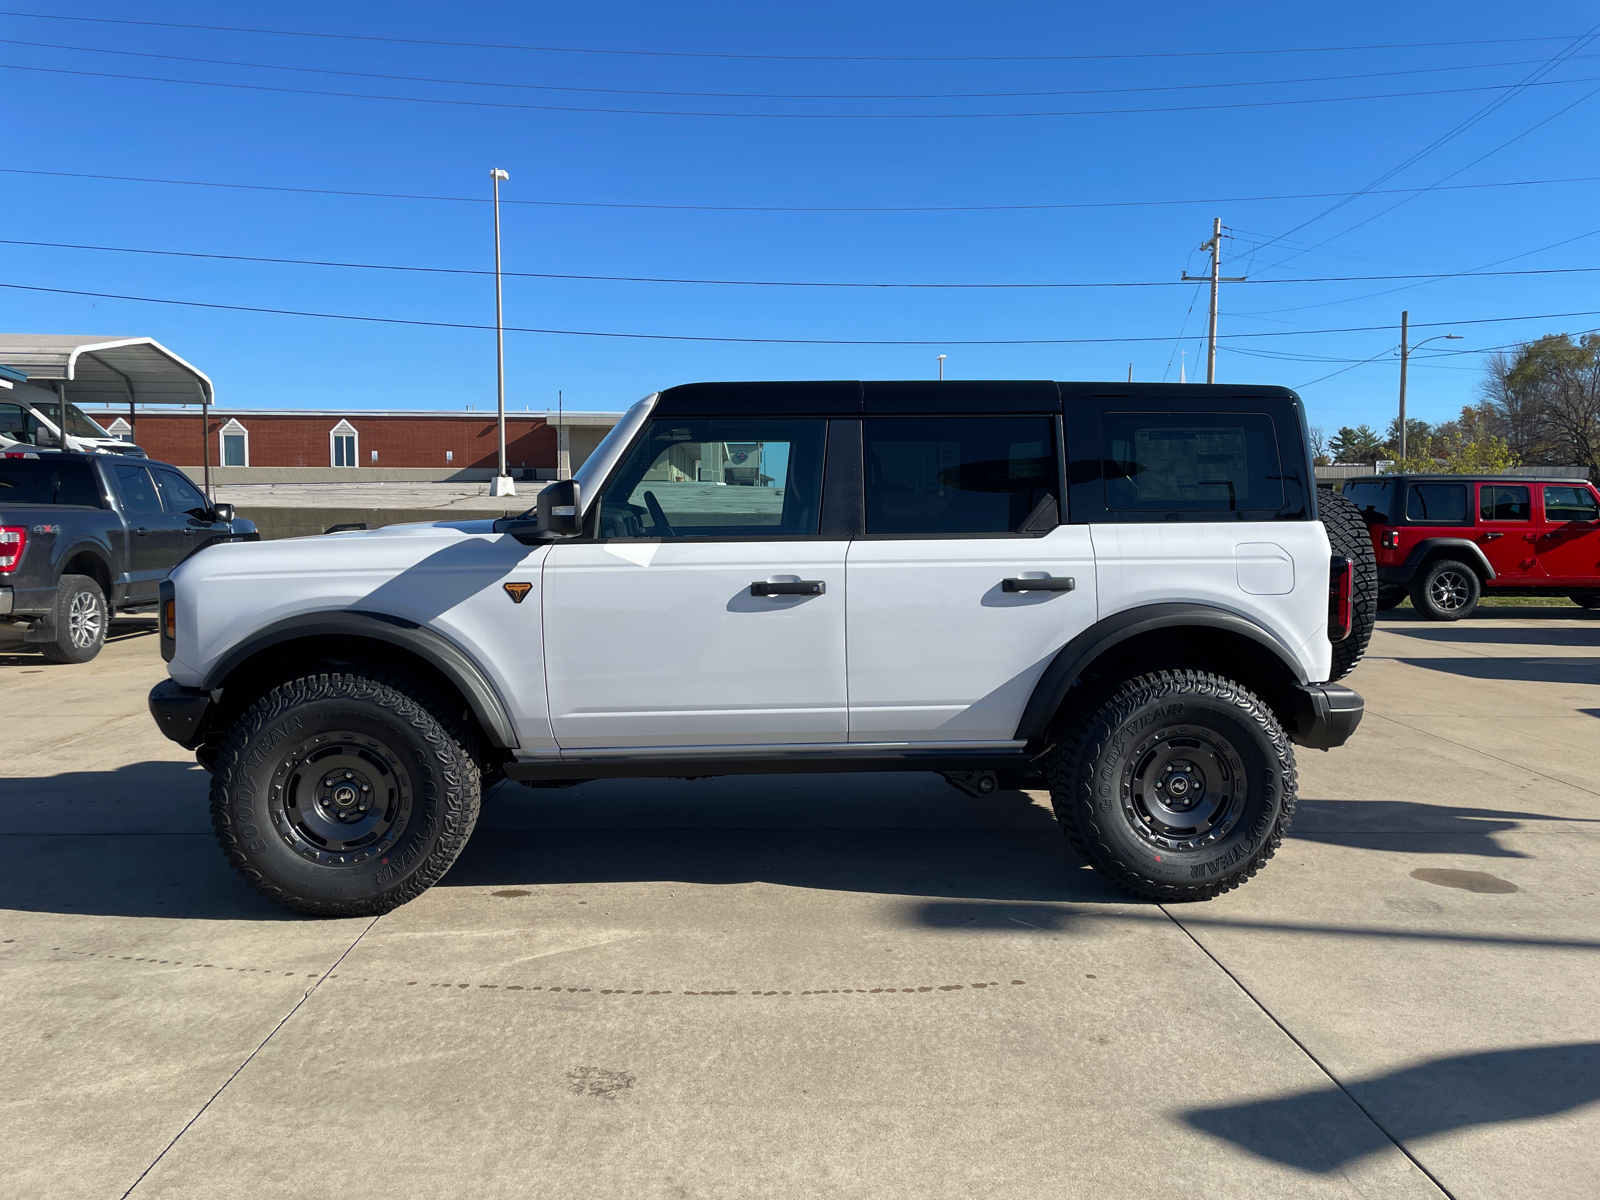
1013, 602, 1309, 743
1402, 538, 1495, 580
200, 609, 520, 749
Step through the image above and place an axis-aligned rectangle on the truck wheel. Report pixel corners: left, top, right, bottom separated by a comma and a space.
1410, 558, 1480, 621
38, 574, 107, 664
210, 673, 482, 916
1318, 490, 1377, 680
1048, 670, 1296, 903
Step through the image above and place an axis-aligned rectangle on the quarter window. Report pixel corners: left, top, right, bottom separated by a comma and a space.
1479, 484, 1530, 522
1102, 412, 1281, 513
597, 418, 826, 538
1544, 485, 1600, 522
1405, 483, 1469, 523
863, 416, 1058, 535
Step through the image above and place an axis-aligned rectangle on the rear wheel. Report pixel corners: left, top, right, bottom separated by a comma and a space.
1376, 587, 1406, 611
210, 673, 481, 916
1318, 490, 1377, 679
38, 574, 107, 664
1410, 558, 1481, 621
1047, 670, 1297, 903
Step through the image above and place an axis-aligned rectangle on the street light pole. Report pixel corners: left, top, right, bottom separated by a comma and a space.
490, 168, 515, 498
1397, 310, 1462, 462
937, 354, 946, 380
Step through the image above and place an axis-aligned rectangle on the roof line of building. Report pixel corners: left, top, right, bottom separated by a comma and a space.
84, 407, 622, 420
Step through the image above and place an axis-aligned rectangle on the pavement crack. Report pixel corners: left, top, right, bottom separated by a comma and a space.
1369, 709, 1600, 800
118, 916, 381, 1199
1160, 906, 1458, 1200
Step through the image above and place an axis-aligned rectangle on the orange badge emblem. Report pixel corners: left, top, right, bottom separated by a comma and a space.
503, 582, 533, 604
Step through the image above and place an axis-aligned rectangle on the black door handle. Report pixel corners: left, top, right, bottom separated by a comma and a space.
134, 527, 149, 536
1002, 576, 1075, 592
750, 580, 825, 596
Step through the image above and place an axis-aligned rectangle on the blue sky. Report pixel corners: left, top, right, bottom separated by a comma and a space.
3, 1, 1599, 437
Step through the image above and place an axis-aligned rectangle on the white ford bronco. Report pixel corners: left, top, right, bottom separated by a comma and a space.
148, 381, 1374, 916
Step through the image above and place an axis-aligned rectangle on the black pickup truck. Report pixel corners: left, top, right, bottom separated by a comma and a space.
0, 451, 256, 662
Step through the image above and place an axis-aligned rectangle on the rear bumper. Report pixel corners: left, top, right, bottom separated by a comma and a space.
0, 586, 10, 615
148, 678, 212, 749
1289, 683, 1364, 750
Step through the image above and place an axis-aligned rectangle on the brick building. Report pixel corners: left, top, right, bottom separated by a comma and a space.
86, 408, 619, 474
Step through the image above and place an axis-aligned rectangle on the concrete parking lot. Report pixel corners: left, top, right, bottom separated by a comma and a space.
3, 610, 1598, 1199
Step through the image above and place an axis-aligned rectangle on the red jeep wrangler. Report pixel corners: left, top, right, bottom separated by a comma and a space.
1342, 473, 1600, 620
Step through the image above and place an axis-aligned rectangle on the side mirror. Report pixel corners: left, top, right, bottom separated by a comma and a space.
211, 502, 235, 524
537, 478, 581, 537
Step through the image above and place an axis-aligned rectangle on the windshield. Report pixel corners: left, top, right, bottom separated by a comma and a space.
32, 400, 112, 439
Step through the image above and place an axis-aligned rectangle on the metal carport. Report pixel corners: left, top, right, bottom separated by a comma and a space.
0, 335, 218, 494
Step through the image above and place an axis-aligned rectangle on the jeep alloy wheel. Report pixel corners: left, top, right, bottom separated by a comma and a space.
1411, 558, 1481, 621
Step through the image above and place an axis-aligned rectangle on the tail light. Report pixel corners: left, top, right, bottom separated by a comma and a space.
1328, 556, 1354, 641
0, 526, 26, 573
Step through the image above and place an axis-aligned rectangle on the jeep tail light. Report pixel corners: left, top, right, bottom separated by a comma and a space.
163, 599, 176, 641
1328, 556, 1353, 642
0, 526, 25, 573
1380, 531, 1400, 549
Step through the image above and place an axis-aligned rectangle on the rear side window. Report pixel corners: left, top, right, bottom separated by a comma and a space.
1344, 480, 1393, 520
1479, 484, 1530, 521
863, 416, 1058, 535
1544, 485, 1600, 522
0, 459, 102, 507
1405, 483, 1469, 523
1102, 412, 1282, 513
112, 463, 164, 517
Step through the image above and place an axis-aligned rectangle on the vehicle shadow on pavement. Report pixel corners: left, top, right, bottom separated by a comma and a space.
1183, 1042, 1600, 1173
1386, 624, 1600, 647
1287, 798, 1600, 858
0, 617, 156, 665
0, 759, 293, 921
1386, 656, 1600, 684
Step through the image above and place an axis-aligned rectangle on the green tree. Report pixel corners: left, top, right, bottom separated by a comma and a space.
1330, 424, 1384, 463
1383, 416, 1435, 459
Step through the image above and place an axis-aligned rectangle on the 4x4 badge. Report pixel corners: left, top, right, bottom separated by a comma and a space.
503, 582, 533, 604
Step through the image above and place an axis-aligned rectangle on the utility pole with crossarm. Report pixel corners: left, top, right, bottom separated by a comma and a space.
1182, 218, 1246, 384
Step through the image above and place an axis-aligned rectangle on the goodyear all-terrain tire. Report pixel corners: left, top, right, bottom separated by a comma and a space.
38, 574, 107, 664
210, 673, 481, 916
1048, 670, 1297, 903
1318, 489, 1377, 680
1410, 558, 1481, 621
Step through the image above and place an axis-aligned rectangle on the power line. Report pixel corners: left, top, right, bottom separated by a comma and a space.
11, 235, 1600, 289
4, 278, 1597, 346
1247, 22, 1600, 263
0, 11, 1579, 63
8, 60, 1600, 120
10, 36, 1597, 101
5, 165, 1595, 214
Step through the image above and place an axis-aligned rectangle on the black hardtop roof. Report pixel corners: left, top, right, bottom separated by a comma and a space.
654, 379, 1300, 416
1343, 473, 1594, 484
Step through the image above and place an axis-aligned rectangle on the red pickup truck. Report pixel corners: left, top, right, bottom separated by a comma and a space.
1341, 473, 1600, 620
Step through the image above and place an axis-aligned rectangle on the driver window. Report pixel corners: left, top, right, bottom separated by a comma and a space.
597, 419, 826, 539
153, 467, 212, 520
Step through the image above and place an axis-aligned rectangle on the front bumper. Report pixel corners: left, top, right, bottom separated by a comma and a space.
149, 678, 212, 749
1289, 683, 1364, 750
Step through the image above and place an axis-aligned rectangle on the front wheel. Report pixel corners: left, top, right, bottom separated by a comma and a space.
1410, 558, 1481, 621
210, 673, 482, 916
1048, 670, 1297, 902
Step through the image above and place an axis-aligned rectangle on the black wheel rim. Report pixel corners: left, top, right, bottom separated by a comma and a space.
1118, 722, 1248, 853
1429, 570, 1472, 610
268, 730, 414, 867
68, 590, 102, 649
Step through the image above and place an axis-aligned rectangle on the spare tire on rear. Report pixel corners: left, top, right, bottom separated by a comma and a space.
1318, 488, 1377, 681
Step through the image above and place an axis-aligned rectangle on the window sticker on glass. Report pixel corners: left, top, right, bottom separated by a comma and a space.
1102, 413, 1282, 513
